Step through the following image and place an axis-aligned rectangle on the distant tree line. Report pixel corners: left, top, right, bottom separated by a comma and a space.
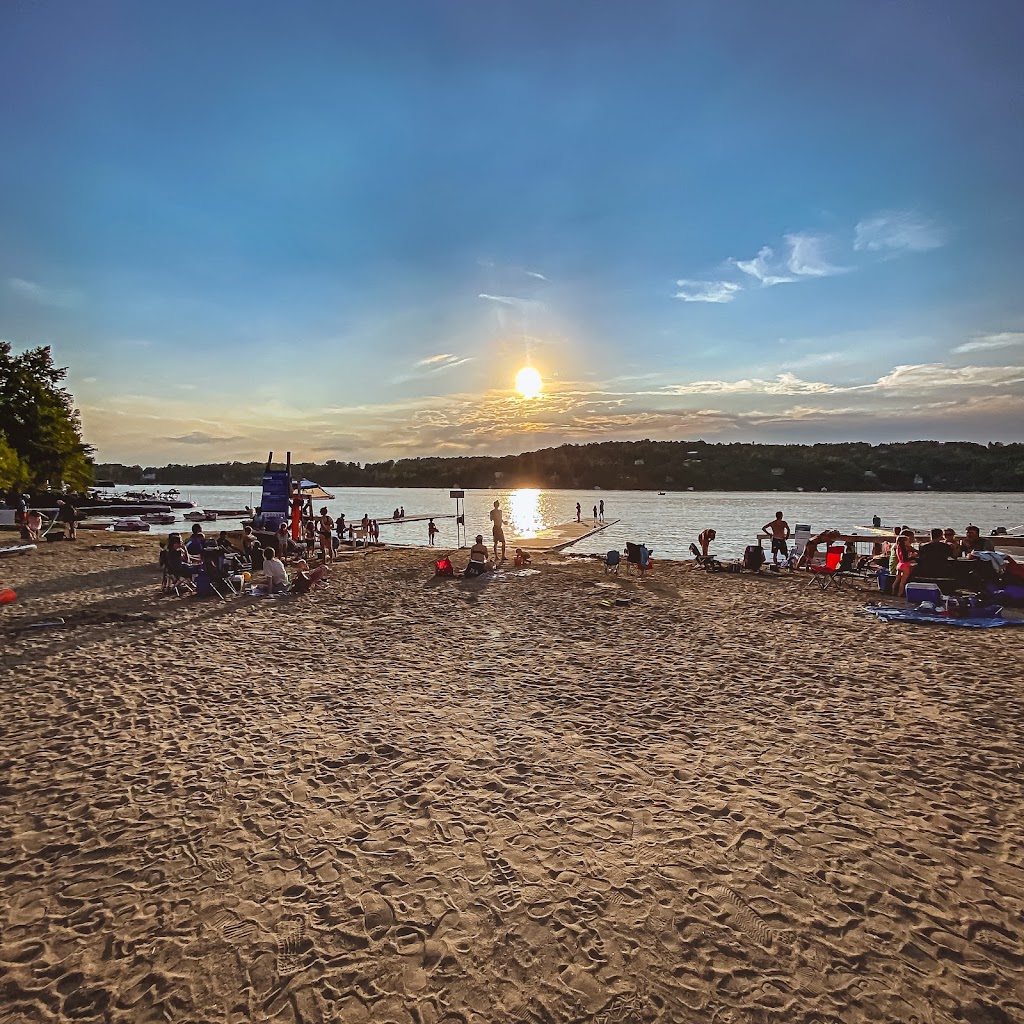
95, 439, 1024, 492
0, 343, 94, 494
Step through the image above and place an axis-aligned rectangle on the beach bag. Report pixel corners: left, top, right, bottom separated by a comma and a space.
434, 557, 454, 577
742, 545, 766, 571
291, 572, 312, 595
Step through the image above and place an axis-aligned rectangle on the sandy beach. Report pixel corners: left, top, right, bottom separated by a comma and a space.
1, 539, 1023, 1024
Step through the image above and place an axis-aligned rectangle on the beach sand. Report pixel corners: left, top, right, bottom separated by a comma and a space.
1, 539, 1023, 1023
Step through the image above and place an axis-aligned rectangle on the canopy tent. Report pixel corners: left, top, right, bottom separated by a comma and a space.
296, 480, 335, 500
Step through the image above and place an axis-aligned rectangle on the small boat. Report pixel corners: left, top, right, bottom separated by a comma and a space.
111, 517, 151, 532
658, 491, 666, 495
183, 510, 217, 522
142, 511, 177, 524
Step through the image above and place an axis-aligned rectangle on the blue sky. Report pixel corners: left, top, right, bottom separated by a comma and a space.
2, 1, 1023, 463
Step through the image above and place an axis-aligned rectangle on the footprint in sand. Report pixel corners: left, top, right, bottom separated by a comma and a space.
360, 893, 395, 941
272, 916, 311, 976
483, 848, 522, 912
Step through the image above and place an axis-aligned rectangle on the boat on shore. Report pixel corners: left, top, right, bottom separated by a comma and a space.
110, 517, 151, 532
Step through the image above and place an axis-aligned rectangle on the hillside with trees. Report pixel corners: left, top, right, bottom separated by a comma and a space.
95, 439, 1024, 492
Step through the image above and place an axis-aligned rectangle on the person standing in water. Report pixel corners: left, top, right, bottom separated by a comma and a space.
489, 500, 506, 562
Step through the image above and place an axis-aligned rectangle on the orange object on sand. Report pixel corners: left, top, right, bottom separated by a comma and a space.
0, 588, 16, 605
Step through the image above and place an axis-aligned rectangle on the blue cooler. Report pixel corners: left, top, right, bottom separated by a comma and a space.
905, 582, 943, 605
877, 568, 892, 594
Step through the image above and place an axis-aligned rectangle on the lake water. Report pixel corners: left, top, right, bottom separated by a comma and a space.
104, 486, 1024, 560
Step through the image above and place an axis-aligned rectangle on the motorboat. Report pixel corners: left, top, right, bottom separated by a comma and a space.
183, 510, 218, 522
141, 511, 177, 524
111, 517, 151, 532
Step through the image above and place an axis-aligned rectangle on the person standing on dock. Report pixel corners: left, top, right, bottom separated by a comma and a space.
761, 511, 791, 565
489, 500, 506, 562
599, 499, 604, 523
575, 502, 581, 523
593, 504, 598, 525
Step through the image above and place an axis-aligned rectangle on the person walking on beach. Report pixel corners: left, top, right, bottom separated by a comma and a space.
57, 498, 78, 540
762, 511, 791, 565
575, 502, 581, 523
428, 518, 438, 545
489, 500, 506, 562
599, 499, 604, 523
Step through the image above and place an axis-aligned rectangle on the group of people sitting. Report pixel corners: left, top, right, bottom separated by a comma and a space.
165, 524, 330, 596
885, 524, 997, 598
441, 535, 530, 578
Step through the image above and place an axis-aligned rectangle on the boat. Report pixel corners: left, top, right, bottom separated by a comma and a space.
141, 511, 177, 524
111, 517, 151, 532
658, 492, 666, 495
183, 510, 217, 522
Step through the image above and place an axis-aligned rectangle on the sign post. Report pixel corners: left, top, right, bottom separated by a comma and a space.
449, 490, 466, 549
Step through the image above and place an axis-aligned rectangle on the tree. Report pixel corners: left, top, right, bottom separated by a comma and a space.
0, 433, 31, 493
0, 342, 94, 491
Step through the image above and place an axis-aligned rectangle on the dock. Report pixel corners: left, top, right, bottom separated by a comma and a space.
508, 518, 620, 552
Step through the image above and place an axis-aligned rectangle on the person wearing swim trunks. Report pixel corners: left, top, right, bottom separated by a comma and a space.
489, 500, 506, 562
762, 511, 791, 565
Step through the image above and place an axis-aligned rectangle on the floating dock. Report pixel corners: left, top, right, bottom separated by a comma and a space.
508, 518, 620, 552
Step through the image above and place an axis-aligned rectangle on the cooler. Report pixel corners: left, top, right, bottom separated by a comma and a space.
905, 582, 943, 605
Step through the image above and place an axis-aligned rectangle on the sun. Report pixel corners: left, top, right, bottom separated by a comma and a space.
515, 366, 543, 399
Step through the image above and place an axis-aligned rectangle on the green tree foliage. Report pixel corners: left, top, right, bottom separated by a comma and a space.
95, 439, 1024, 492
0, 342, 94, 491
0, 432, 31, 493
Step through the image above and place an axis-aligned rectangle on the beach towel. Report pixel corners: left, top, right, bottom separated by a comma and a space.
863, 605, 1024, 629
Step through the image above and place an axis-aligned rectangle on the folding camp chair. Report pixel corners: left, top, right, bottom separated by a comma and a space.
806, 545, 845, 591
689, 543, 720, 571
605, 550, 620, 574
625, 542, 653, 576
160, 549, 196, 597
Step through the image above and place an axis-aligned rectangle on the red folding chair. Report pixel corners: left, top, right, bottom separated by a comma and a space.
806, 545, 845, 590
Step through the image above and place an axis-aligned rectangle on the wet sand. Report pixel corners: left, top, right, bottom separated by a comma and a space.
1, 539, 1023, 1023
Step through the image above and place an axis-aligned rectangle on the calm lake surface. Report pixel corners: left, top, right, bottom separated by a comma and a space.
107, 486, 1024, 560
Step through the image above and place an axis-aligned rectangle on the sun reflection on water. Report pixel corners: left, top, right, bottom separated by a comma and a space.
509, 488, 543, 538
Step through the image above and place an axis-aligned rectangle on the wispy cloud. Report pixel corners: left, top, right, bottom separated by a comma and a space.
392, 352, 472, 384
7, 276, 81, 307
784, 233, 846, 278
854, 211, 946, 254
524, 270, 547, 281
673, 279, 741, 303
731, 247, 794, 286
874, 362, 1024, 391
653, 372, 851, 397
952, 332, 1024, 355
415, 353, 471, 373
731, 234, 845, 287
166, 431, 247, 445
478, 292, 541, 308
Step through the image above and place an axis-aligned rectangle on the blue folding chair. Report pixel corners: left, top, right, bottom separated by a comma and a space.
605, 550, 620, 574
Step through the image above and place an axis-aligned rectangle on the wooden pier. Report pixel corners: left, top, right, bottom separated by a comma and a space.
508, 518, 620, 552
